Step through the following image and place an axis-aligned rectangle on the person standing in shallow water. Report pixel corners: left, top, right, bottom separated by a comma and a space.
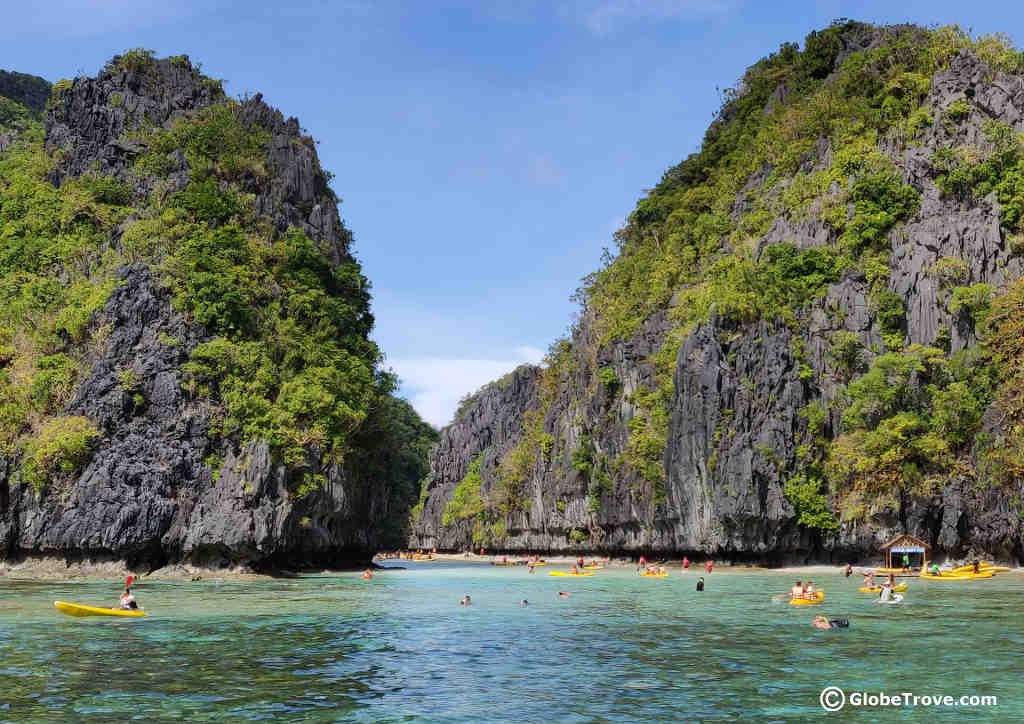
696, 577, 705, 591
705, 560, 713, 574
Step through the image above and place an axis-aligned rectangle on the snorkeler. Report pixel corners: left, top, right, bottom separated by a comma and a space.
696, 577, 705, 591
460, 595, 472, 606
813, 616, 849, 630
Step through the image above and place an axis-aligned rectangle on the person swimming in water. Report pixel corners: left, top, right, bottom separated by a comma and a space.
520, 599, 528, 607
558, 592, 570, 598
361, 569, 372, 579
460, 595, 472, 606
813, 616, 849, 630
862, 570, 874, 587
696, 577, 705, 591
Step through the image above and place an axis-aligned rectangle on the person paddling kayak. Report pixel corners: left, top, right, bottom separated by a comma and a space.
116, 576, 139, 610
118, 587, 138, 610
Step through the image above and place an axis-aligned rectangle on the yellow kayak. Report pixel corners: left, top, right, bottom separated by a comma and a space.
859, 585, 907, 593
641, 573, 668, 578
55, 601, 147, 618
549, 571, 595, 577
531, 561, 547, 567
919, 572, 993, 581
951, 563, 1010, 574
789, 592, 824, 605
583, 565, 603, 570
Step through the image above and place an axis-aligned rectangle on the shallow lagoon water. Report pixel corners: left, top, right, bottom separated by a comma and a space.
2, 563, 1021, 722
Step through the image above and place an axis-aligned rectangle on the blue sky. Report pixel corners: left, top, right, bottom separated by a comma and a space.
1, 1, 1019, 426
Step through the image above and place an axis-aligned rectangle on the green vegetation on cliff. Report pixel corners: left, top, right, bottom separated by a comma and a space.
0, 55, 431, 530
438, 21, 1024, 545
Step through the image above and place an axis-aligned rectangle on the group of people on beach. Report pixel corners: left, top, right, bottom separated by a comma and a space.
376, 548, 437, 561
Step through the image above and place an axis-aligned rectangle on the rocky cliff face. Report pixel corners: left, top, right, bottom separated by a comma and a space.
411, 27, 1024, 563
0, 54, 431, 570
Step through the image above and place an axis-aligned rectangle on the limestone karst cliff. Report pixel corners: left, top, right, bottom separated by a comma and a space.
0, 51, 434, 570
411, 23, 1024, 563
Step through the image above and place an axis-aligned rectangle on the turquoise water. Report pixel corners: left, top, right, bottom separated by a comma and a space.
1, 563, 1021, 722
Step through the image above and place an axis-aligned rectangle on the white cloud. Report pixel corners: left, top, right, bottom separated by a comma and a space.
560, 0, 730, 35
389, 346, 545, 428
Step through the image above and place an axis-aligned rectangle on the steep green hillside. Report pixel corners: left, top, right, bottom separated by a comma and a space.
1, 51, 434, 567
412, 22, 1024, 560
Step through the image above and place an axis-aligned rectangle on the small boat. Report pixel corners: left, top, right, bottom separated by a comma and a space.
582, 565, 603, 570
789, 592, 825, 605
55, 601, 147, 618
549, 571, 595, 577
641, 572, 668, 578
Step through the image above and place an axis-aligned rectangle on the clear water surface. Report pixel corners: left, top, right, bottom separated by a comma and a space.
1, 562, 1020, 722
